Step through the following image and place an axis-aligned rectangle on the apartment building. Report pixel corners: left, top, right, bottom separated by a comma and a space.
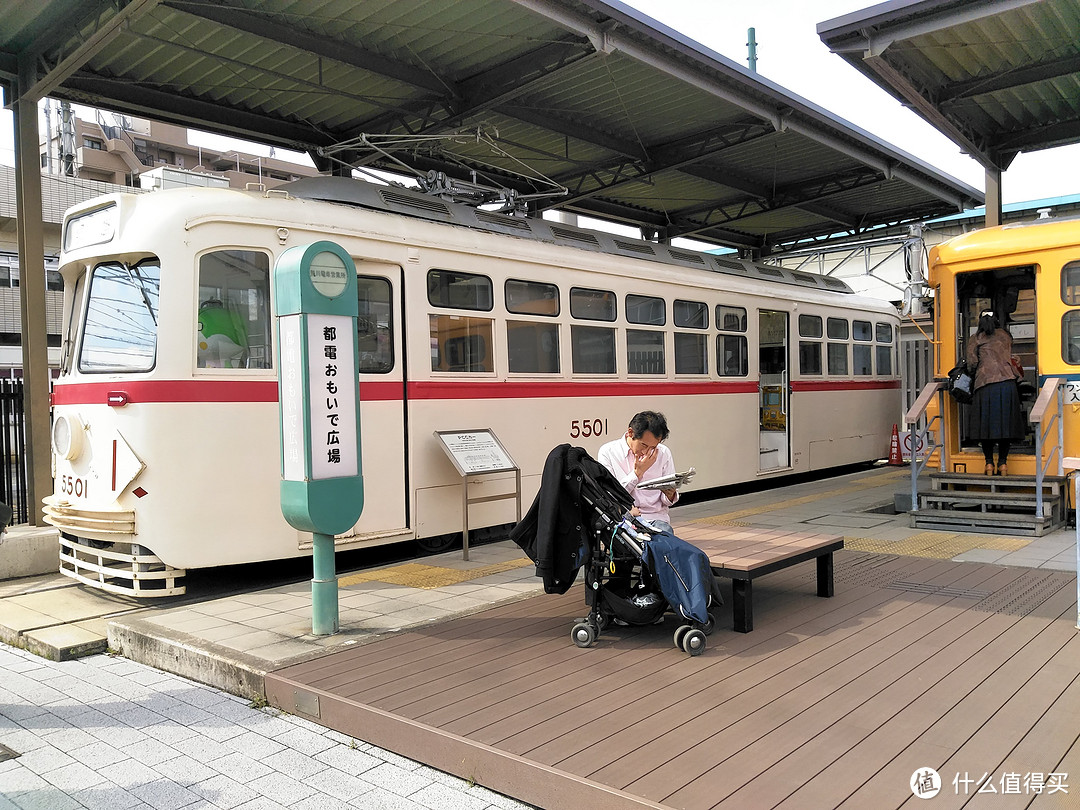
0, 109, 318, 376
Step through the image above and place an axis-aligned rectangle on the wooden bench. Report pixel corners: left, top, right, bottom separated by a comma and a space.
675, 523, 844, 633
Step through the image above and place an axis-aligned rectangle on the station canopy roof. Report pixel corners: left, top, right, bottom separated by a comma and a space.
1, 0, 983, 255
818, 0, 1080, 173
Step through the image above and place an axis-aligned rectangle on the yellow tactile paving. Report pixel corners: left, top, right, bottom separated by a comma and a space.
690, 468, 908, 523
844, 531, 1031, 559
337, 558, 533, 590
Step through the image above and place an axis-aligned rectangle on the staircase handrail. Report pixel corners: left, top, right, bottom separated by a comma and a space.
1030, 377, 1064, 519
904, 380, 947, 514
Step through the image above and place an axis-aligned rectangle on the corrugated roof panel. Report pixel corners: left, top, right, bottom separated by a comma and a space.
2, 0, 983, 255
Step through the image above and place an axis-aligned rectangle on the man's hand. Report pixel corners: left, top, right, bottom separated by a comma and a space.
633, 445, 658, 478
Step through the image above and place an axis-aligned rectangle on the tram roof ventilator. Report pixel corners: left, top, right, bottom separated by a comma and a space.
282, 175, 853, 295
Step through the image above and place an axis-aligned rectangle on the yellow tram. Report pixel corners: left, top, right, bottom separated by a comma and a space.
929, 213, 1080, 476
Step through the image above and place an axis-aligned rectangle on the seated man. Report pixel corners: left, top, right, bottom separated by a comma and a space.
597, 410, 678, 533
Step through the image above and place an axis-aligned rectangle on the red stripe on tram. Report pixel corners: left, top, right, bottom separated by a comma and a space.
50, 376, 899, 406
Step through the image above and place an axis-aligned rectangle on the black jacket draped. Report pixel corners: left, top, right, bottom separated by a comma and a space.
509, 444, 633, 594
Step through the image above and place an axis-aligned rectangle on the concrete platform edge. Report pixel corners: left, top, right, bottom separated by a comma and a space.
108, 615, 272, 702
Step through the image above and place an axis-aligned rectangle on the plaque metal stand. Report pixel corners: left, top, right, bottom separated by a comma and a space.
435, 429, 521, 561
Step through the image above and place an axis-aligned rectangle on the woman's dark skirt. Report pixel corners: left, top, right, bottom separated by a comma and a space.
966, 380, 1025, 440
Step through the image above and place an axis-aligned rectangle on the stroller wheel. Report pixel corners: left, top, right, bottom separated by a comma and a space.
571, 622, 596, 648
682, 628, 706, 656
673, 624, 690, 649
701, 613, 716, 636
595, 612, 610, 631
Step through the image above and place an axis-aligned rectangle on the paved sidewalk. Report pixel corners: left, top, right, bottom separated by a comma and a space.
0, 642, 533, 810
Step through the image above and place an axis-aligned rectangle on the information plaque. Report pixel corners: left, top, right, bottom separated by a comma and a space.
434, 429, 520, 560
435, 430, 517, 475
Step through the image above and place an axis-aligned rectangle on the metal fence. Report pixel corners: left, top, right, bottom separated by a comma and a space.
0, 379, 28, 525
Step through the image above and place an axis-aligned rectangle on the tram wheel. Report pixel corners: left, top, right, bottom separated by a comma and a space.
415, 533, 457, 554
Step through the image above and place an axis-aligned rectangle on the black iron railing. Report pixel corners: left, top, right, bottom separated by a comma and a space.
0, 380, 28, 525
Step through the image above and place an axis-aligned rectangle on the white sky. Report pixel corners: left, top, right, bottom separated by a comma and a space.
2, 0, 1078, 206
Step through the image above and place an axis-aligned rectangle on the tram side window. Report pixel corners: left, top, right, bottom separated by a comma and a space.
827, 343, 848, 375
798, 314, 822, 375
571, 325, 616, 374
430, 315, 493, 372
1063, 311, 1080, 364
507, 321, 559, 373
357, 276, 392, 373
799, 342, 822, 375
570, 287, 616, 321
827, 317, 849, 376
197, 250, 272, 369
80, 259, 160, 373
674, 299, 708, 329
716, 304, 747, 333
852, 319, 872, 375
875, 322, 893, 375
427, 269, 493, 310
716, 304, 748, 377
1060, 261, 1080, 305
505, 279, 560, 373
675, 334, 707, 374
717, 335, 748, 376
506, 279, 559, 316
674, 300, 708, 374
628, 329, 665, 374
626, 294, 665, 325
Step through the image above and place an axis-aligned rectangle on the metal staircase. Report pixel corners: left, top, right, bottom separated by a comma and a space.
911, 471, 1067, 536
904, 376, 1069, 537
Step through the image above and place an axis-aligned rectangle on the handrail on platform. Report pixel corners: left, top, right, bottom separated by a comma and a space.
1030, 377, 1064, 519
904, 380, 946, 513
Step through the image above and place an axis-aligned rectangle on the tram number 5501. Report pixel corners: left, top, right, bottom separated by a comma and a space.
569, 418, 608, 439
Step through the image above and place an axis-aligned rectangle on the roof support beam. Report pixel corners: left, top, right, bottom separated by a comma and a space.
937, 53, 1080, 104
163, 0, 451, 96
861, 54, 1003, 171
508, 0, 785, 130
550, 120, 776, 206
59, 74, 336, 150
18, 0, 163, 104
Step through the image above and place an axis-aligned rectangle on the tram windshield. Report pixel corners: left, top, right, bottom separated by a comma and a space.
79, 259, 161, 373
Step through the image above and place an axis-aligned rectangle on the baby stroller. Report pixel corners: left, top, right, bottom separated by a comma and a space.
510, 444, 721, 657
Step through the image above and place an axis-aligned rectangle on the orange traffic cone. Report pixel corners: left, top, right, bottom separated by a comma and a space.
888, 423, 903, 465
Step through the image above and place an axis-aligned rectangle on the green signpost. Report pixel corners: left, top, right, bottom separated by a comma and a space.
274, 241, 364, 635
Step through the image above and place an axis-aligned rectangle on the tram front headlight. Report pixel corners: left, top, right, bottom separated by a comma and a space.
52, 414, 85, 461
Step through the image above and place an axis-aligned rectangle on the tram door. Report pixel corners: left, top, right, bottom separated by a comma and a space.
350, 266, 408, 537
759, 309, 790, 471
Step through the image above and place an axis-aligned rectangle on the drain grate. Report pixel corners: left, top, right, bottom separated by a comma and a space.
887, 581, 990, 600
972, 571, 1073, 617
830, 554, 907, 588
0, 742, 19, 763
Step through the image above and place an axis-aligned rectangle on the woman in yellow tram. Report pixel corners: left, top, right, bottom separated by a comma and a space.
965, 311, 1023, 476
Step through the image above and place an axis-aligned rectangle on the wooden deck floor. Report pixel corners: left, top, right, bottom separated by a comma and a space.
265, 551, 1080, 810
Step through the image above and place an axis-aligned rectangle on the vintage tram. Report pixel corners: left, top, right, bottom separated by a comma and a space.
45, 176, 901, 595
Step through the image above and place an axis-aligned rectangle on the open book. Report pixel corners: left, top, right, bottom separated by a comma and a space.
637, 467, 697, 490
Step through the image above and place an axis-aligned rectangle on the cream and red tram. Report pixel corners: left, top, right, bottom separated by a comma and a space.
45, 177, 901, 596
928, 214, 1080, 474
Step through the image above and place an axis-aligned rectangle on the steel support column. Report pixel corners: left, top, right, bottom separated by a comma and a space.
985, 167, 1002, 228
12, 73, 51, 526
